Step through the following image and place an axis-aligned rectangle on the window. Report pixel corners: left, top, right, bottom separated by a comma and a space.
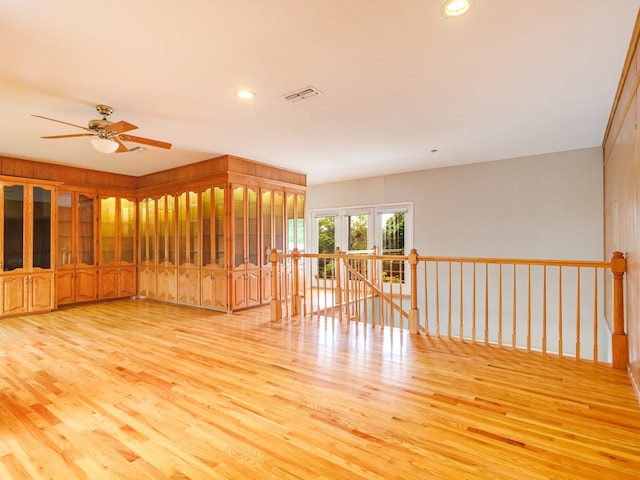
309, 203, 412, 284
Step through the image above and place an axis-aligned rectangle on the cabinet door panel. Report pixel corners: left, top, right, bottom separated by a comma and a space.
118, 267, 136, 298
230, 271, 246, 310
30, 273, 54, 312
56, 271, 75, 305
201, 269, 227, 311
75, 269, 97, 302
98, 268, 118, 299
2, 275, 27, 315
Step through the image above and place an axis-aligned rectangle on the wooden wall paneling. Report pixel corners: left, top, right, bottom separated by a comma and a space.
603, 9, 640, 401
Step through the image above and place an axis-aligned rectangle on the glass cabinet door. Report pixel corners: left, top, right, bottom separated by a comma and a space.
120, 198, 135, 264
247, 187, 258, 267
157, 196, 166, 263
32, 187, 52, 270
166, 194, 176, 265
262, 190, 271, 265
57, 192, 73, 266
3, 184, 24, 271
296, 195, 305, 253
189, 191, 199, 266
139, 198, 148, 262
233, 187, 244, 268
274, 192, 284, 254
214, 186, 225, 267
99, 197, 117, 265
77, 193, 95, 266
178, 192, 188, 265
202, 188, 212, 266
32, 186, 52, 270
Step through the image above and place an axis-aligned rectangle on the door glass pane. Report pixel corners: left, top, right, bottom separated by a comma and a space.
202, 188, 211, 266
214, 187, 225, 267
77, 194, 94, 265
148, 199, 156, 263
380, 212, 406, 283
139, 199, 148, 261
348, 214, 368, 251
233, 187, 244, 268
297, 195, 305, 253
57, 192, 72, 266
33, 187, 52, 269
166, 195, 175, 264
262, 191, 271, 264
317, 215, 335, 279
120, 198, 135, 263
157, 196, 166, 262
286, 194, 295, 253
274, 192, 283, 253
189, 191, 199, 266
178, 192, 188, 265
248, 188, 258, 266
100, 197, 116, 265
4, 185, 24, 271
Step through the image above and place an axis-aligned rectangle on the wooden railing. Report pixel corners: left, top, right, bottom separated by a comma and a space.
270, 249, 628, 368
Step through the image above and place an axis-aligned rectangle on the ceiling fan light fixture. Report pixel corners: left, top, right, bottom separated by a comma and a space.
91, 137, 119, 154
441, 0, 474, 18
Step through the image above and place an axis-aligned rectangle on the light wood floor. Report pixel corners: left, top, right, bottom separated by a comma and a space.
0, 300, 639, 479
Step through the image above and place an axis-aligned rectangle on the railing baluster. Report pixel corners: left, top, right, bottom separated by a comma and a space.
576, 266, 581, 361
593, 268, 598, 363
436, 260, 440, 338
543, 265, 547, 355
527, 264, 531, 352
459, 262, 463, 341
472, 262, 477, 343
512, 264, 517, 351
558, 266, 563, 358
484, 262, 489, 346
499, 264, 503, 348
448, 261, 452, 340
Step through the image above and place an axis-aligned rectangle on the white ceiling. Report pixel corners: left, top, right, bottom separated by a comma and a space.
1, 0, 638, 185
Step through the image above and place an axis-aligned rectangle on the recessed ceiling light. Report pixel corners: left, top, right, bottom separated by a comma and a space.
235, 89, 255, 99
441, 0, 474, 18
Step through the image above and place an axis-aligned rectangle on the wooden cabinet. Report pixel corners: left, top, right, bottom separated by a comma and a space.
135, 155, 306, 312
56, 190, 97, 305
98, 195, 137, 299
0, 180, 57, 316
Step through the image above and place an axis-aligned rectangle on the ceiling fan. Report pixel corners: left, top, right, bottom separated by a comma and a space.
32, 104, 172, 153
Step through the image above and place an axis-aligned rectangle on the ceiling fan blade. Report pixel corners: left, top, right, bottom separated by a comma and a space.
41, 134, 95, 139
107, 120, 138, 134
120, 134, 172, 150
31, 114, 90, 131
113, 137, 130, 153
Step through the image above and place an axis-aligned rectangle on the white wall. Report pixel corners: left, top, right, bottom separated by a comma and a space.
307, 147, 604, 260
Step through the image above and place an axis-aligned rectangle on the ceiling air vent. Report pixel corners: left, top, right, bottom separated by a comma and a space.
281, 86, 322, 103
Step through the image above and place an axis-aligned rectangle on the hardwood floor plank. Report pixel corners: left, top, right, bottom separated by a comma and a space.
0, 299, 639, 479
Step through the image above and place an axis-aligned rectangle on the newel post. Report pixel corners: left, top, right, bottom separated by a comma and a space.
408, 248, 420, 334
611, 251, 628, 369
270, 249, 282, 321
335, 247, 343, 320
292, 248, 302, 316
